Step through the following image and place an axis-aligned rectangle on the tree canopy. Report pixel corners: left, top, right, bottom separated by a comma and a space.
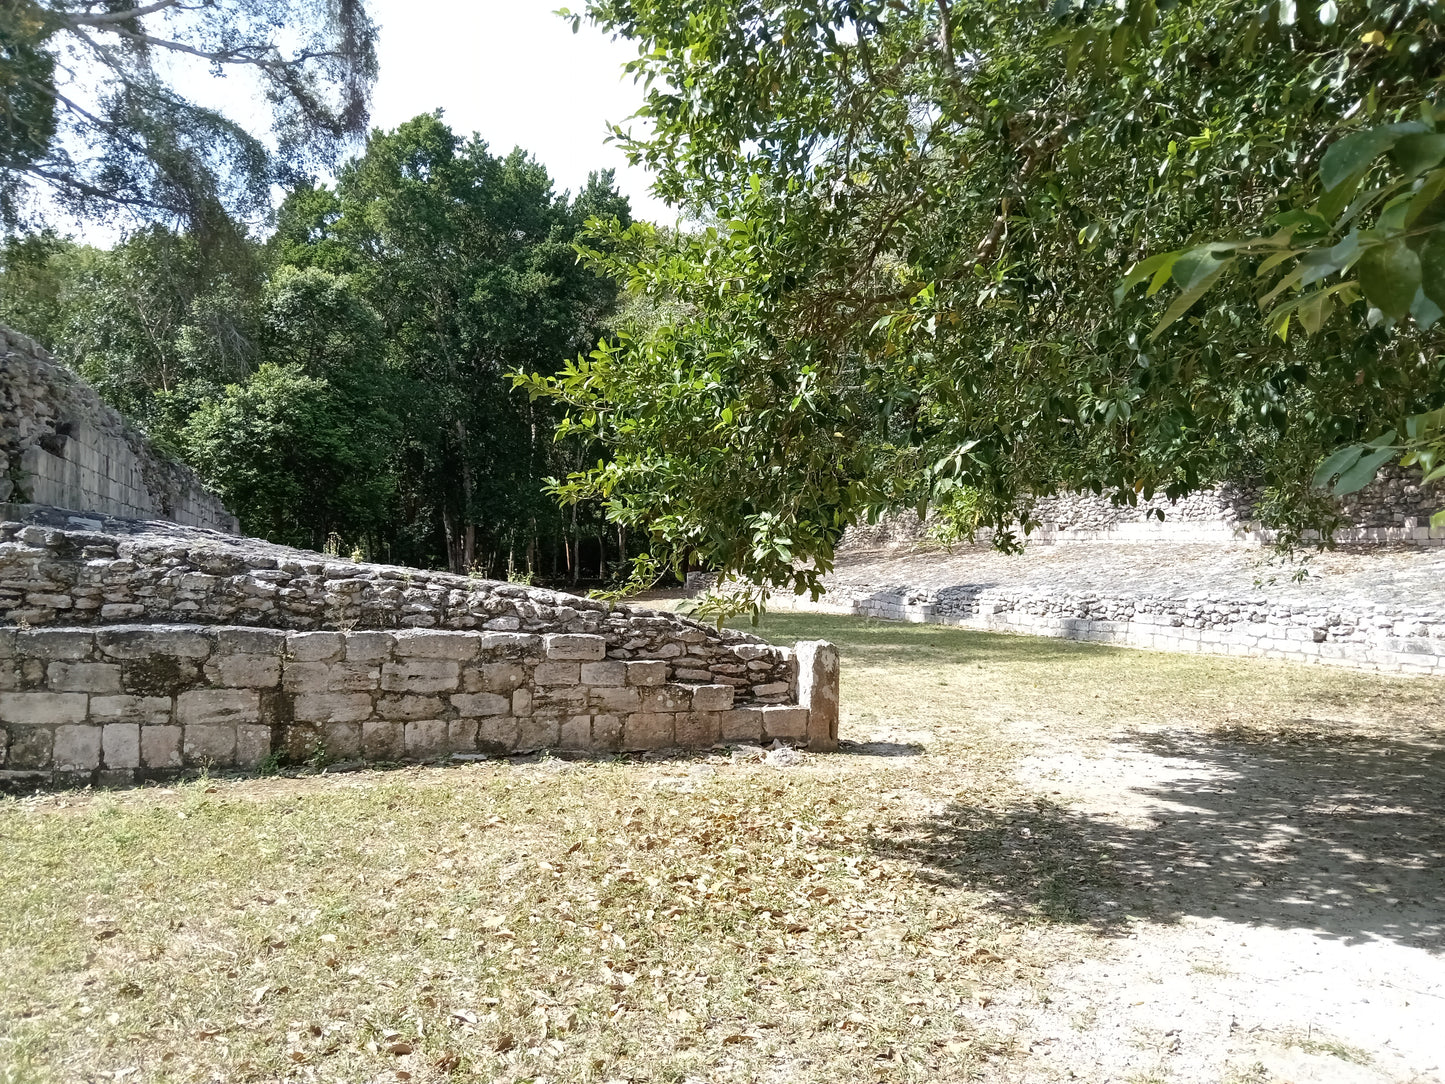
0, 0, 376, 232
2, 114, 632, 574
523, 0, 1445, 613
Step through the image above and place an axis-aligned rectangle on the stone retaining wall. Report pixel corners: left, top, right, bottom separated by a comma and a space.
1, 325, 237, 532
766, 583, 1444, 677
842, 467, 1444, 549
0, 625, 840, 787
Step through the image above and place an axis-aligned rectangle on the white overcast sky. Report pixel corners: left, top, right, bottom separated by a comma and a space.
363, 0, 673, 223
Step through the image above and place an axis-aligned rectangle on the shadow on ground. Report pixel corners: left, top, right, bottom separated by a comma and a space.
870, 724, 1445, 951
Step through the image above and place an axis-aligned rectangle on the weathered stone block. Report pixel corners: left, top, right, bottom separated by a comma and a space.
120, 655, 199, 696
483, 615, 521, 631
404, 718, 448, 757
621, 712, 674, 751
761, 706, 809, 740
451, 691, 510, 716
532, 686, 587, 714
141, 725, 183, 768
0, 691, 88, 725
447, 718, 478, 752
516, 715, 559, 751
362, 720, 405, 760
794, 640, 840, 752
16, 629, 94, 661
235, 725, 271, 768
0, 628, 15, 660
288, 631, 344, 661
720, 707, 764, 742
214, 628, 286, 656
98, 626, 211, 659
379, 659, 459, 695
751, 681, 791, 697
6, 725, 52, 769
46, 661, 122, 693
394, 630, 480, 660
477, 715, 520, 752
293, 691, 373, 723
53, 725, 101, 770
283, 722, 321, 762
320, 725, 364, 757
559, 714, 592, 750
462, 661, 526, 693
283, 661, 379, 693
373, 693, 443, 721
176, 688, 260, 726
183, 724, 236, 766
640, 684, 691, 713
589, 686, 640, 714
511, 687, 533, 716
592, 713, 623, 751
621, 661, 664, 687
579, 660, 626, 686
321, 721, 362, 759
344, 631, 395, 662
101, 723, 140, 768
204, 654, 281, 688
86, 694, 171, 725
533, 661, 580, 685
690, 684, 735, 712
676, 711, 721, 747
543, 633, 606, 661
476, 632, 540, 655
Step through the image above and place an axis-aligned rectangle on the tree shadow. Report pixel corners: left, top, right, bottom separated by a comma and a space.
870, 723, 1445, 951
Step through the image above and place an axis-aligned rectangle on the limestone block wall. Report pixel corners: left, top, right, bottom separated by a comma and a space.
0, 625, 841, 787
1, 325, 237, 532
841, 467, 1443, 548
767, 583, 1445, 677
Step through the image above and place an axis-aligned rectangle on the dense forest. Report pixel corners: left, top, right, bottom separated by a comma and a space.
1, 113, 635, 582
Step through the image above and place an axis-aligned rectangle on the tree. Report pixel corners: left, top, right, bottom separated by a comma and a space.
279, 112, 631, 573
0, 0, 376, 233
526, 0, 1445, 613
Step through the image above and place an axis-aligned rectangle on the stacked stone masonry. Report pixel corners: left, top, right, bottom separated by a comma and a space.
842, 467, 1443, 548
1, 325, 237, 532
766, 581, 1444, 678
0, 509, 840, 786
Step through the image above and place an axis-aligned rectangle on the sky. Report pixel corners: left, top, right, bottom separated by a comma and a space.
363, 0, 673, 223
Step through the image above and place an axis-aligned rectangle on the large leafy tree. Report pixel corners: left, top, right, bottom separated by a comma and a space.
526, 0, 1445, 611
279, 113, 631, 573
0, 0, 376, 232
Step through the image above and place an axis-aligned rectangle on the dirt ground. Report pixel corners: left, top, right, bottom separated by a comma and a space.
835, 681, 1445, 1083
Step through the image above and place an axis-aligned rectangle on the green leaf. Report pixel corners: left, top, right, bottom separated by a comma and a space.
1432, 509, 1445, 529
1391, 133, 1445, 178
1148, 264, 1226, 341
1170, 244, 1237, 290
1331, 445, 1398, 495
1357, 238, 1422, 319
1419, 228, 1445, 309
1296, 289, 1332, 335
1114, 250, 1179, 306
1320, 123, 1429, 191
1313, 444, 1364, 489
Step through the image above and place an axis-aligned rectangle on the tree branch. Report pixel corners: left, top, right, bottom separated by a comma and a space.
57, 0, 190, 26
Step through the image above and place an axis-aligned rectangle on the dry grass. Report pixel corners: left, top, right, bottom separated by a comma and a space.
2, 613, 1440, 1084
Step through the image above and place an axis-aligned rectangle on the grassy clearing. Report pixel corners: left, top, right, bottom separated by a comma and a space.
2, 614, 1440, 1084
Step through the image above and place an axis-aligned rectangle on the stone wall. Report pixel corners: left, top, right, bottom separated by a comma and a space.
0, 507, 841, 786
0, 625, 840, 788
842, 467, 1444, 549
766, 582, 1445, 678
1, 325, 237, 532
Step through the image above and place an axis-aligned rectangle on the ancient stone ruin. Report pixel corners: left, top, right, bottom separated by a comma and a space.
2, 326, 237, 532
0, 325, 840, 787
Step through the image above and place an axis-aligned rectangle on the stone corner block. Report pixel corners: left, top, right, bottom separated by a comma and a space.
793, 640, 840, 751
761, 705, 809, 740
542, 633, 606, 661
